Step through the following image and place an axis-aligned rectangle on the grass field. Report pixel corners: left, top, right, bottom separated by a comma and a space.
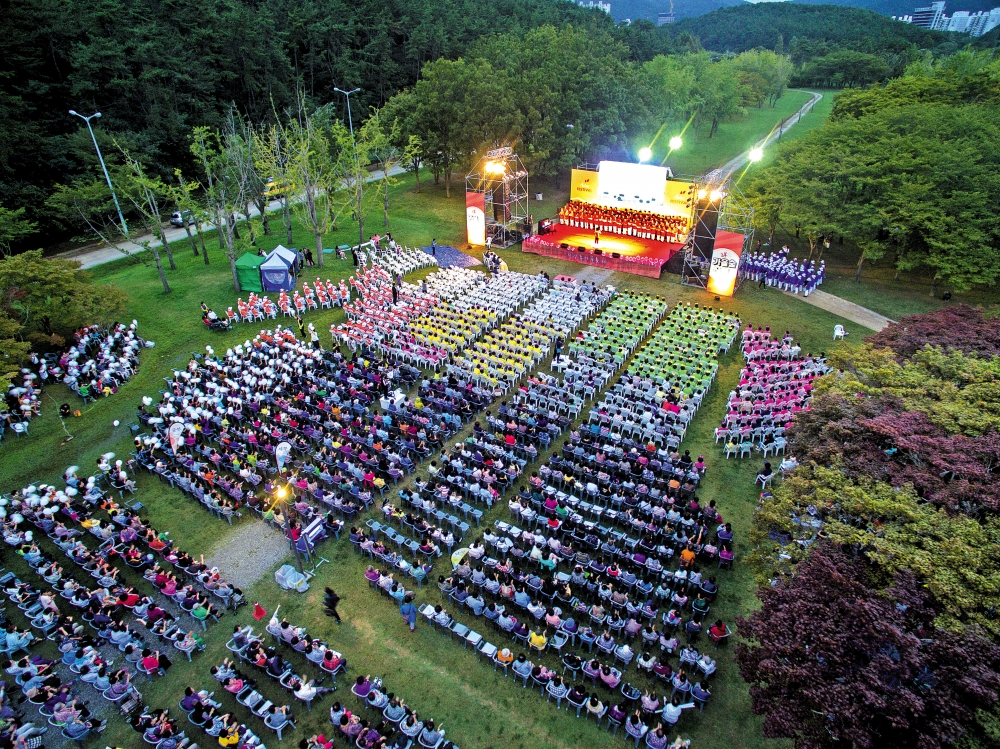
0, 144, 945, 749
654, 90, 815, 177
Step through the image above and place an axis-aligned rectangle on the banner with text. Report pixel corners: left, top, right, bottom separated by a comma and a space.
570, 169, 599, 204
707, 232, 744, 297
466, 191, 486, 246
663, 180, 695, 221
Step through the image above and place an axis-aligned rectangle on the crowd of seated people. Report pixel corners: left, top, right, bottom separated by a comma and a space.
2, 500, 220, 688
0, 570, 120, 743
335, 266, 479, 363
718, 326, 830, 458
135, 331, 494, 550
588, 305, 737, 451
558, 201, 690, 243
406, 510, 728, 735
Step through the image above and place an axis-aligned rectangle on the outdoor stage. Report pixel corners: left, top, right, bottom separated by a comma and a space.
521, 223, 682, 279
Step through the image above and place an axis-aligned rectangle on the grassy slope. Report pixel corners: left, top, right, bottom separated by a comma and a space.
656, 90, 814, 177
3, 169, 864, 749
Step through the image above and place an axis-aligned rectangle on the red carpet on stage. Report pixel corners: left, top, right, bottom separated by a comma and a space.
522, 224, 682, 278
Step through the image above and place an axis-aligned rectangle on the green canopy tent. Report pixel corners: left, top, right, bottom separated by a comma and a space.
234, 253, 265, 292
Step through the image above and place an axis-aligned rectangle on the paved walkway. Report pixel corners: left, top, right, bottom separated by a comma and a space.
56, 165, 407, 270
783, 288, 894, 331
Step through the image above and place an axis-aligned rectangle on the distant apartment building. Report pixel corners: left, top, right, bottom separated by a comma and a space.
898, 1, 1000, 35
911, 0, 946, 28
578, 0, 612, 13
657, 11, 676, 25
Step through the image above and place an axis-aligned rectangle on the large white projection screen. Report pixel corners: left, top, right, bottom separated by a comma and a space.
596, 161, 668, 210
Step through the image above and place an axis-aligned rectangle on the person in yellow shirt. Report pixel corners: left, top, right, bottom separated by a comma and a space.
679, 545, 696, 569
529, 627, 548, 652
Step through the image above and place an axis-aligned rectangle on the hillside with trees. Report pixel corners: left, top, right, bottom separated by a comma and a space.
794, 0, 1000, 19
670, 3, 960, 59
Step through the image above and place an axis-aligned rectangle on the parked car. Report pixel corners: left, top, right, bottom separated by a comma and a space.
169, 210, 195, 227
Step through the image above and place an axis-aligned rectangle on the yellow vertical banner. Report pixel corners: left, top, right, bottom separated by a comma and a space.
570, 169, 598, 203
663, 181, 694, 221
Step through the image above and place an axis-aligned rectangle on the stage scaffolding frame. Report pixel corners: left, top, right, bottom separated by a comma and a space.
466, 146, 529, 248
680, 172, 755, 292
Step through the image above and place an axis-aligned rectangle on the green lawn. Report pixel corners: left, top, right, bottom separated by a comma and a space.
655, 89, 815, 177
2, 171, 872, 749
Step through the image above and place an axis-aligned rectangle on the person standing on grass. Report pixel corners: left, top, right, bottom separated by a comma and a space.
296, 315, 306, 340
324, 587, 342, 624
400, 593, 417, 632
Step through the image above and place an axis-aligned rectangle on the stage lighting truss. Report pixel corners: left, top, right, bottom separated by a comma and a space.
680, 173, 755, 293
466, 146, 530, 248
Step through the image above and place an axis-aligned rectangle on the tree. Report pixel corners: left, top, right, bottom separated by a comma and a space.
230, 114, 272, 244
744, 174, 783, 248
118, 147, 176, 293
792, 50, 890, 88
751, 464, 1000, 635
361, 110, 402, 228
0, 204, 37, 256
0, 250, 126, 348
817, 343, 1000, 438
169, 170, 208, 262
868, 305, 1000, 360
0, 314, 30, 392
402, 134, 423, 193
191, 122, 255, 291
732, 49, 793, 107
749, 99, 1000, 287
280, 104, 355, 267
254, 122, 295, 246
736, 542, 1000, 749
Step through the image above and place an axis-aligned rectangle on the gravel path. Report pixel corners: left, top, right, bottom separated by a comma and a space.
204, 521, 290, 590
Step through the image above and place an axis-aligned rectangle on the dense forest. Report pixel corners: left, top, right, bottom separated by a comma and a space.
610, 0, 740, 23
670, 3, 961, 58
793, 0, 1000, 19
2, 0, 641, 244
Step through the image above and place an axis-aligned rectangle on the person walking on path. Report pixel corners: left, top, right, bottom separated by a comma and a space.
324, 588, 342, 624
400, 593, 417, 632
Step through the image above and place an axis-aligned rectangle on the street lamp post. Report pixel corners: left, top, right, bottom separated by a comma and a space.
334, 87, 363, 246
274, 485, 306, 572
68, 110, 128, 235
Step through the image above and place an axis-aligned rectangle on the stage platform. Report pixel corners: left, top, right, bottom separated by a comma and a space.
521, 224, 682, 278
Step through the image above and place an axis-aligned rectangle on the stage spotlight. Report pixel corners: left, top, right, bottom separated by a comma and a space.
638, 147, 653, 163
275, 486, 288, 499
668, 136, 683, 151
709, 189, 726, 202
748, 147, 764, 163
485, 160, 506, 176
697, 189, 708, 200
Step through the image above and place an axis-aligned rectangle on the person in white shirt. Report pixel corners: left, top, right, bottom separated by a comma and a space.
661, 695, 696, 725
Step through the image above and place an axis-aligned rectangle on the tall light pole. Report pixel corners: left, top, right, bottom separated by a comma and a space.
334, 87, 363, 246
69, 110, 128, 235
